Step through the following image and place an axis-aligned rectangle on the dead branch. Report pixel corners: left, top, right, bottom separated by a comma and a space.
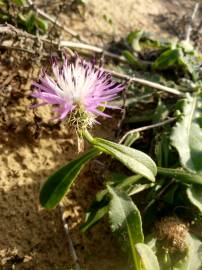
60, 40, 128, 63
185, 2, 200, 42
59, 203, 81, 270
119, 117, 176, 144
0, 24, 184, 97
104, 68, 184, 97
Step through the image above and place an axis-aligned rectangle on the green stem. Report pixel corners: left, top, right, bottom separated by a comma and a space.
82, 129, 95, 144
157, 167, 202, 185
117, 175, 142, 190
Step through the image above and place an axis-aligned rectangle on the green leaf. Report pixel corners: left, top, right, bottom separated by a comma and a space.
116, 174, 143, 190
173, 233, 202, 270
17, 10, 48, 34
152, 48, 181, 70
155, 133, 170, 167
26, 12, 36, 33
141, 36, 168, 50
128, 183, 154, 196
0, 12, 10, 21
40, 148, 100, 209
122, 50, 145, 69
178, 53, 197, 80
135, 243, 160, 270
187, 185, 202, 213
127, 30, 144, 51
81, 174, 142, 232
157, 167, 202, 185
163, 185, 178, 204
80, 190, 109, 232
93, 138, 157, 182
108, 186, 143, 269
17, 12, 36, 34
12, 0, 26, 5
171, 95, 202, 173
35, 17, 48, 33
153, 99, 169, 123
123, 132, 140, 147
74, 0, 88, 4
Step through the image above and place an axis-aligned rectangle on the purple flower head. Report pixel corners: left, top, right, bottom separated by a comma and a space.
31, 56, 124, 130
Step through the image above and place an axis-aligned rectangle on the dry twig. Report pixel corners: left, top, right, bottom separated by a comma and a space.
119, 117, 176, 144
59, 203, 81, 270
0, 23, 127, 63
116, 79, 131, 137
0, 24, 184, 97
104, 68, 184, 97
185, 2, 200, 42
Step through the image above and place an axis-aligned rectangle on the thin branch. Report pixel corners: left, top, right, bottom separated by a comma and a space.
26, 0, 88, 43
59, 203, 81, 270
0, 24, 184, 97
0, 23, 37, 39
0, 44, 36, 54
0, 24, 128, 63
105, 69, 184, 97
60, 40, 128, 63
119, 117, 176, 144
116, 80, 131, 137
143, 179, 175, 215
185, 2, 200, 42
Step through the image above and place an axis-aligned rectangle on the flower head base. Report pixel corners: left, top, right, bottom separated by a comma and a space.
31, 56, 124, 131
67, 105, 95, 131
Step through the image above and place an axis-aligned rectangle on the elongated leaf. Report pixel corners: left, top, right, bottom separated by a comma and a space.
81, 205, 108, 232
155, 133, 170, 167
171, 95, 202, 173
35, 17, 48, 33
108, 186, 143, 269
80, 190, 109, 232
153, 99, 169, 123
123, 132, 140, 147
157, 167, 202, 185
152, 49, 181, 70
127, 30, 144, 51
173, 234, 202, 270
93, 138, 157, 182
187, 185, 202, 213
116, 175, 142, 190
81, 174, 142, 232
135, 243, 160, 270
128, 183, 154, 196
122, 50, 145, 69
40, 148, 100, 209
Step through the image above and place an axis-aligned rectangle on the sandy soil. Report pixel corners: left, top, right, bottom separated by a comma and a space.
0, 0, 196, 269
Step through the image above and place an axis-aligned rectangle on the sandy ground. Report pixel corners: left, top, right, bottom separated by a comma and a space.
0, 0, 196, 269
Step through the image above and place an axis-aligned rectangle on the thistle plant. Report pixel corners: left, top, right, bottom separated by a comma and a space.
29, 24, 202, 269
32, 56, 123, 130
31, 55, 157, 269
